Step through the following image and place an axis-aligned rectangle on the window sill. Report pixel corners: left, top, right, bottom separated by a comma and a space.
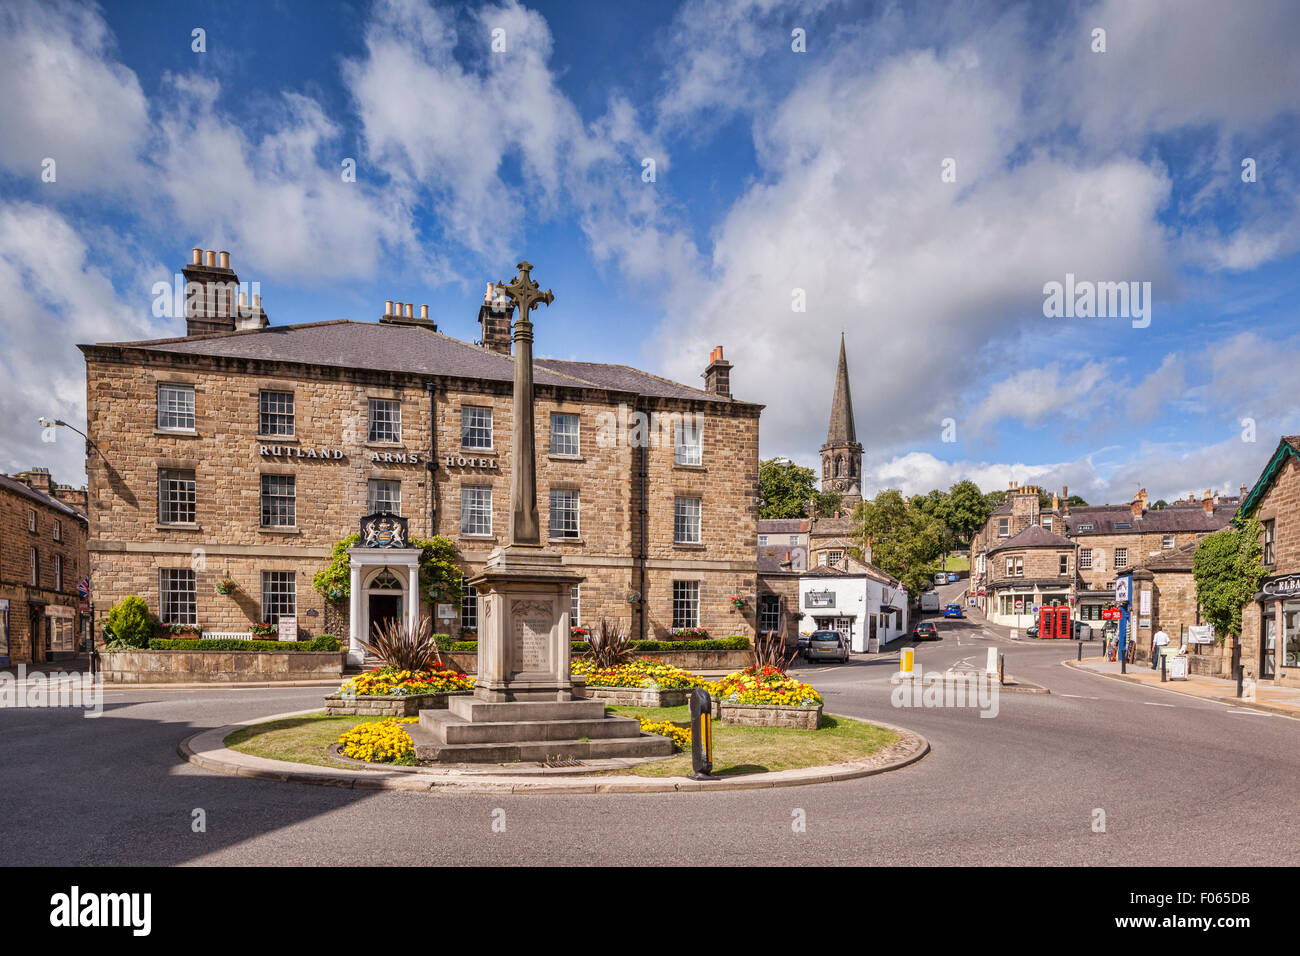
549, 537, 584, 545
460, 446, 495, 455
548, 454, 584, 463
459, 534, 497, 544
673, 463, 706, 472
257, 434, 297, 443
258, 527, 301, 535
673, 542, 706, 550
156, 523, 201, 531
154, 428, 198, 438
365, 441, 405, 449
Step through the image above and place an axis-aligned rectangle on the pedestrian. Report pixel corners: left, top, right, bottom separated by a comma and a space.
1151, 628, 1170, 670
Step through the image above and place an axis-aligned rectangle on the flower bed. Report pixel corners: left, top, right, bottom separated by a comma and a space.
636, 717, 690, 751
708, 666, 823, 729
326, 666, 475, 716
337, 717, 418, 764
571, 658, 707, 706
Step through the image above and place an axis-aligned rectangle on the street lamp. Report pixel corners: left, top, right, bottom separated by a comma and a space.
38, 417, 101, 456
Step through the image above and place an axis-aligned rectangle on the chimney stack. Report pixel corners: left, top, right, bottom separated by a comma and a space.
477, 282, 512, 354
1240, 482, 1248, 498
182, 246, 267, 335
703, 346, 733, 397
380, 300, 437, 331
1202, 489, 1214, 517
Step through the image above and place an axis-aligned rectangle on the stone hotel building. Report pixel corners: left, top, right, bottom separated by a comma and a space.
80, 249, 762, 648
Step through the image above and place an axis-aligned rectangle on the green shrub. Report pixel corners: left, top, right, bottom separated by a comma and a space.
310, 635, 341, 651
105, 596, 156, 649
147, 638, 336, 652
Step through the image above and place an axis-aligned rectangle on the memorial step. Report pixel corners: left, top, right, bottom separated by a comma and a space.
443, 696, 607, 724
421, 711, 646, 745
406, 724, 675, 764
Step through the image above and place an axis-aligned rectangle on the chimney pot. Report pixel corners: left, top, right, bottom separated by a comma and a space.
238, 291, 248, 307
405, 303, 413, 318
205, 250, 216, 267
710, 345, 724, 363
252, 293, 261, 309
218, 250, 230, 269
384, 300, 393, 316
420, 304, 429, 320
191, 247, 202, 265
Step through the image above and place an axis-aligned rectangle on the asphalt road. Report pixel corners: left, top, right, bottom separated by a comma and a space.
2, 586, 1295, 866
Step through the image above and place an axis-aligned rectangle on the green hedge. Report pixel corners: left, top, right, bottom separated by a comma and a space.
146, 636, 342, 652
445, 636, 750, 653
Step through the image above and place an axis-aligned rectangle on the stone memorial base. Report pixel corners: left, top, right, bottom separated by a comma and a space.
407, 545, 671, 763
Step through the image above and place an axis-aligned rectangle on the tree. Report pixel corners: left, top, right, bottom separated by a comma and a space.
758, 458, 818, 519
943, 480, 993, 545
851, 489, 946, 599
1066, 495, 1089, 508
811, 488, 844, 518
1151, 499, 1168, 510
1192, 518, 1268, 642
104, 595, 156, 648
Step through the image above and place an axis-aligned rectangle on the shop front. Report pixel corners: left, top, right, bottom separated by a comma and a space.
1254, 573, 1300, 684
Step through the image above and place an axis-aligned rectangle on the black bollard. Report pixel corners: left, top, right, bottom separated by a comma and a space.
1077, 641, 1083, 662
1236, 665, 1244, 699
1161, 653, 1167, 682
688, 687, 715, 780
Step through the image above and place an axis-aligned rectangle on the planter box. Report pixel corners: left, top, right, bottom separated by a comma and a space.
715, 700, 822, 730
324, 691, 470, 717
579, 685, 691, 707
443, 648, 752, 675
100, 650, 345, 684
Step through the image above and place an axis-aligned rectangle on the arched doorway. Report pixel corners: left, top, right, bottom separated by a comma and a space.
364, 567, 405, 642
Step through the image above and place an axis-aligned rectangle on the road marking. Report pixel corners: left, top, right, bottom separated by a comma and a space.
1142, 702, 1176, 707
1060, 694, 1099, 699
1225, 708, 1274, 717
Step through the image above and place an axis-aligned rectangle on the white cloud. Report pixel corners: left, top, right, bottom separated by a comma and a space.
0, 202, 164, 483
0, 0, 149, 189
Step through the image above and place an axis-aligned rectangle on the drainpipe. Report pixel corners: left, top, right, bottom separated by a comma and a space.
425, 381, 437, 538
637, 402, 648, 641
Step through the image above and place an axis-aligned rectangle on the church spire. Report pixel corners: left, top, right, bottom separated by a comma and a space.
827, 333, 856, 445
820, 333, 863, 508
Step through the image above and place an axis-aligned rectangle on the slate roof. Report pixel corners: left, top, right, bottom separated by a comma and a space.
84, 320, 753, 405
1064, 504, 1234, 536
1141, 540, 1201, 572
758, 518, 810, 534
0, 474, 86, 520
987, 524, 1075, 554
801, 552, 901, 587
758, 550, 798, 575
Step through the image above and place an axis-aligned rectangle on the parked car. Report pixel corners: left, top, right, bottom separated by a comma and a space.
1026, 623, 1039, 638
943, 603, 964, 618
913, 622, 939, 641
804, 630, 849, 663
934, 572, 947, 584
947, 572, 960, 583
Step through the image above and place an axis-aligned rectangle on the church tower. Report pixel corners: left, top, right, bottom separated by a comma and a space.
820, 334, 863, 507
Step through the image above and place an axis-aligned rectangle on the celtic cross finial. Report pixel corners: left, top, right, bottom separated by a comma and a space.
501, 260, 554, 321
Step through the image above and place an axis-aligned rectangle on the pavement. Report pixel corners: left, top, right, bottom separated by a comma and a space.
1070, 655, 1300, 719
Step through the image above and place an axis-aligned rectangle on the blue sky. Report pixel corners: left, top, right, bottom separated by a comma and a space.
1, 0, 1298, 506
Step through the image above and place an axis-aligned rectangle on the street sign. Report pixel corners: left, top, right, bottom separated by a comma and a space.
1167, 656, 1188, 680
279, 616, 298, 642
1187, 625, 1214, 644
1114, 577, 1130, 603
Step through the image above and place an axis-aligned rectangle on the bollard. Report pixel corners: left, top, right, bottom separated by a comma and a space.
1236, 665, 1244, 699
1077, 642, 1083, 662
688, 687, 714, 780
998, 653, 1005, 685
900, 647, 915, 675
1161, 653, 1167, 682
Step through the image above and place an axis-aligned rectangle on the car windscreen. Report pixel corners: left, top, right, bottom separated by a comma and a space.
811, 631, 839, 640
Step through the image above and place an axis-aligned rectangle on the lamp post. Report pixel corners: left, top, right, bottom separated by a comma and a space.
38, 417, 100, 666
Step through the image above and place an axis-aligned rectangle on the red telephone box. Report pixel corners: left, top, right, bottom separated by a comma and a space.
1038, 605, 1071, 639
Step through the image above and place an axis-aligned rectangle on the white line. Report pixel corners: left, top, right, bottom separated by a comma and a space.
1142, 702, 1176, 707
1225, 709, 1274, 717
1060, 694, 1099, 699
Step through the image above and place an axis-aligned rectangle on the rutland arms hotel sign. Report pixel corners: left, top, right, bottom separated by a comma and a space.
258, 444, 425, 464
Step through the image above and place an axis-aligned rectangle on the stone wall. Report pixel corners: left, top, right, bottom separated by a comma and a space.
580, 686, 691, 707
717, 701, 822, 730
324, 691, 469, 716
100, 649, 344, 683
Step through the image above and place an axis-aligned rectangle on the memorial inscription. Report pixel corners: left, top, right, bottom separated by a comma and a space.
512, 600, 553, 672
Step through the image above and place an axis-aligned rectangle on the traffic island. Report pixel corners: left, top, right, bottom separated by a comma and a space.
181, 708, 929, 793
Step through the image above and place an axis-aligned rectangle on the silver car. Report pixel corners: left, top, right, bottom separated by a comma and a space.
804, 630, 850, 663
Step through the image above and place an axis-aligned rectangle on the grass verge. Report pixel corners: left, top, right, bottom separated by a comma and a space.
225, 712, 387, 768
607, 705, 897, 777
